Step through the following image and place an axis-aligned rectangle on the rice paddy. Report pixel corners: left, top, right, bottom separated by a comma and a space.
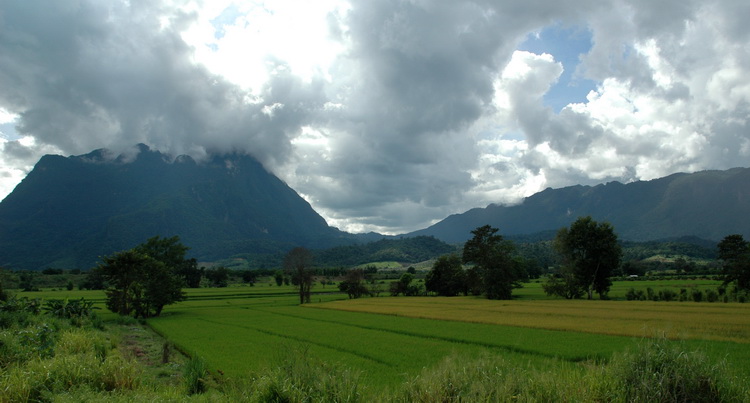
18, 278, 750, 391
137, 280, 750, 389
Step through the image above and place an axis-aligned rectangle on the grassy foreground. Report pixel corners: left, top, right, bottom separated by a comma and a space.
4, 281, 750, 401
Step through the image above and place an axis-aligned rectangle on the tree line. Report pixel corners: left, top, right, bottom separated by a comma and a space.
423, 216, 750, 300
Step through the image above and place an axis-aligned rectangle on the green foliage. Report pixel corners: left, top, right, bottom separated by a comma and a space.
553, 216, 622, 299
99, 238, 188, 318
425, 254, 466, 296
718, 234, 750, 291
390, 272, 421, 296
43, 298, 98, 322
542, 270, 585, 299
463, 225, 526, 300
205, 266, 230, 287
338, 269, 370, 299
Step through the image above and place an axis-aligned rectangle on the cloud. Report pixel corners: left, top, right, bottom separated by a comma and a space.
0, 0, 327, 167
1, 0, 750, 234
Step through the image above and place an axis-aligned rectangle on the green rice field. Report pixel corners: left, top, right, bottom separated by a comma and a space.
19, 279, 750, 391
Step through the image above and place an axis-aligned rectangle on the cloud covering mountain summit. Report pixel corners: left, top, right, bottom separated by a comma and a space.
1, 0, 749, 234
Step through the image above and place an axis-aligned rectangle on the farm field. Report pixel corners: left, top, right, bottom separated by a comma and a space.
140, 282, 750, 391
314, 296, 750, 342
15, 278, 750, 393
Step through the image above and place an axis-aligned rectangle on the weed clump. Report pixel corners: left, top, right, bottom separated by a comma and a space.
609, 339, 744, 402
183, 355, 208, 395
246, 346, 362, 402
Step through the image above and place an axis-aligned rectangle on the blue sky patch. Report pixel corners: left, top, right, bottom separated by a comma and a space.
518, 24, 597, 112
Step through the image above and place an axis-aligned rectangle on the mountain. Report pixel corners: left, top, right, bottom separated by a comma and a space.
0, 145, 355, 270
408, 168, 750, 243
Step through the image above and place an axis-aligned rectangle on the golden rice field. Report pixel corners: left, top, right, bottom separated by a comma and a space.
311, 296, 750, 343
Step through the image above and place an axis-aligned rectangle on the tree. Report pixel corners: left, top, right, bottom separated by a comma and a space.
241, 270, 257, 285
135, 236, 201, 288
98, 237, 190, 318
390, 272, 419, 296
541, 266, 584, 300
273, 270, 284, 286
553, 216, 622, 300
178, 259, 203, 288
462, 225, 525, 300
338, 269, 370, 299
0, 268, 9, 302
284, 247, 314, 304
425, 254, 466, 296
205, 266, 230, 287
718, 234, 750, 291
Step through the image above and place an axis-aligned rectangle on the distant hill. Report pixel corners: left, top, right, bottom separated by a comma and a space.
0, 145, 357, 269
408, 168, 750, 243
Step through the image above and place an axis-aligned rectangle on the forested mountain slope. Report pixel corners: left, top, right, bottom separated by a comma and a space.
0, 145, 354, 269
408, 168, 750, 243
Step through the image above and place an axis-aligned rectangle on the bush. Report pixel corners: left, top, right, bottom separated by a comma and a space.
625, 288, 638, 301
679, 289, 689, 302
706, 289, 719, 303
691, 289, 704, 302
659, 289, 677, 302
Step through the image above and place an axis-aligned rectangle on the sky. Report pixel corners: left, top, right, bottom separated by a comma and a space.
1, 1, 749, 235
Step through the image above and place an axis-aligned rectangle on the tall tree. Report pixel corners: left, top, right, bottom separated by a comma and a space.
462, 225, 525, 300
425, 254, 466, 296
135, 236, 201, 288
553, 216, 622, 300
718, 234, 750, 291
284, 247, 314, 304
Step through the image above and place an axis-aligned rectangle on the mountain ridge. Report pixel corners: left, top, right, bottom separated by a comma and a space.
407, 168, 750, 243
1, 144, 748, 270
0, 145, 356, 269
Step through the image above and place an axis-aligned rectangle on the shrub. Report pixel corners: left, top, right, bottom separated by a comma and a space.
625, 288, 638, 301
706, 289, 719, 303
679, 289, 689, 302
691, 289, 704, 302
659, 289, 677, 302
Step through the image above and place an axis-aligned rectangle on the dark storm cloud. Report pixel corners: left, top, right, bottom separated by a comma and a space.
0, 0, 326, 166
293, 0, 604, 231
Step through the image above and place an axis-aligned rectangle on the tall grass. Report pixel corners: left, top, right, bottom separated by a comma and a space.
184, 355, 209, 395
0, 349, 141, 402
609, 339, 746, 402
394, 338, 747, 402
237, 345, 363, 402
